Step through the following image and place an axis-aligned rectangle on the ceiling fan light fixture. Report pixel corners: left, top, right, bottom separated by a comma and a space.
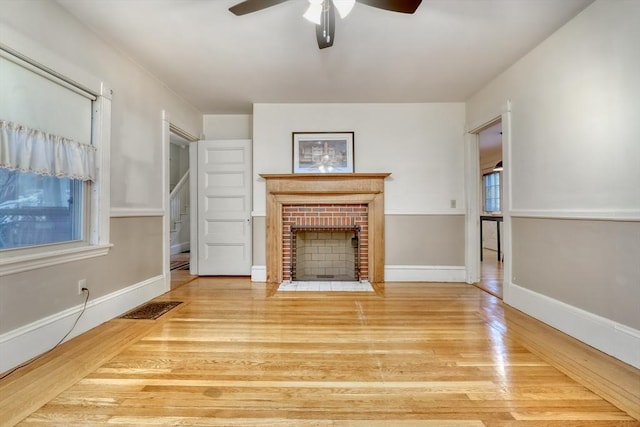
332, 0, 355, 19
230, 0, 422, 49
303, 0, 324, 25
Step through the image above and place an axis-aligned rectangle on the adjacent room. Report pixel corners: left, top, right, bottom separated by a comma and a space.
1, 0, 638, 425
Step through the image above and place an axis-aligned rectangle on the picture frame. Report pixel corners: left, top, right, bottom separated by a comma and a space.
292, 131, 354, 174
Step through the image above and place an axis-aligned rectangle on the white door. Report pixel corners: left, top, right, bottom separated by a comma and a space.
196, 139, 252, 275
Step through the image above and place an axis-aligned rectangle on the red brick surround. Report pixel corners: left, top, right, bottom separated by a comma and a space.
282, 204, 369, 281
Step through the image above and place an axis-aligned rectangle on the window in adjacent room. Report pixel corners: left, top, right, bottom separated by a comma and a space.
484, 171, 501, 213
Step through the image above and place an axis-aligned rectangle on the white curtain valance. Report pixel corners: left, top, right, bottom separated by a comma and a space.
0, 120, 96, 181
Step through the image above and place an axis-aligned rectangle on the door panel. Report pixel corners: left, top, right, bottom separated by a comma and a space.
197, 140, 252, 275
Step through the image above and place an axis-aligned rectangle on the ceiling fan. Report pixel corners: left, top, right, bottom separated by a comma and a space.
228, 0, 422, 49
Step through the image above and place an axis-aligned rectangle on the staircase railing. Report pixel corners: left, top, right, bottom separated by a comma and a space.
170, 170, 189, 247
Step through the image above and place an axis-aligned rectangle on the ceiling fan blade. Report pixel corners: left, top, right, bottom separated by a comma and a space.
316, 2, 335, 49
229, 0, 291, 16
357, 0, 422, 14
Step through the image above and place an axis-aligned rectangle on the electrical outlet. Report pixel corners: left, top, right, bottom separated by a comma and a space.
450, 199, 457, 209
77, 278, 87, 295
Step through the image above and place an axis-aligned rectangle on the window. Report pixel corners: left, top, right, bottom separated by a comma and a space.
484, 172, 501, 213
0, 45, 111, 274
0, 170, 85, 249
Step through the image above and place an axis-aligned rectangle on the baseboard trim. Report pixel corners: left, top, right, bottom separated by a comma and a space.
509, 282, 640, 368
385, 265, 466, 282
251, 265, 266, 282
0, 274, 166, 374
170, 242, 190, 255
251, 265, 467, 283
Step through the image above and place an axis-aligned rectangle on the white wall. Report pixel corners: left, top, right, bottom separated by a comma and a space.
466, 0, 640, 367
203, 114, 252, 140
251, 103, 468, 283
252, 103, 466, 215
467, 0, 640, 214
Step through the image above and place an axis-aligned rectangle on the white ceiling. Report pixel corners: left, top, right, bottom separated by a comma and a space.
56, 0, 594, 114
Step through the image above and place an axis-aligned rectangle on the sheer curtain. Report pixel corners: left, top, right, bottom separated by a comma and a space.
0, 119, 96, 181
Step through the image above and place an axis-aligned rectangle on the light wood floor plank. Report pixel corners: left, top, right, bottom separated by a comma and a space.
1, 277, 638, 426
0, 320, 156, 427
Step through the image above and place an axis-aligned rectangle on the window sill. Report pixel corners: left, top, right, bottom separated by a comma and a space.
0, 243, 113, 276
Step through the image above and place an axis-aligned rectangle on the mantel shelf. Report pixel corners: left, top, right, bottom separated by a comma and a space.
260, 173, 391, 180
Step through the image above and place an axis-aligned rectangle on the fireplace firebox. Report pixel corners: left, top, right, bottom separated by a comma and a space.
282, 203, 368, 282
291, 225, 361, 281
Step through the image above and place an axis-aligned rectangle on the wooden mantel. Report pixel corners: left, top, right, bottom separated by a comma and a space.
260, 173, 390, 284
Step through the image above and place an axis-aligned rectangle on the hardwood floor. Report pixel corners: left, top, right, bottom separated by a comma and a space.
170, 268, 197, 289
475, 249, 503, 299
170, 252, 196, 289
1, 278, 638, 426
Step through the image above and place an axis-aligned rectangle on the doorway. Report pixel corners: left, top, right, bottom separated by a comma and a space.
163, 117, 199, 290
477, 120, 504, 299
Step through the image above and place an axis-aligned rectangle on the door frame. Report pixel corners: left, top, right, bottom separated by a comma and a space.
162, 111, 199, 289
465, 101, 513, 303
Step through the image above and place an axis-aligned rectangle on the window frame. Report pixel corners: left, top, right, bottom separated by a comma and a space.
483, 171, 501, 213
0, 45, 112, 276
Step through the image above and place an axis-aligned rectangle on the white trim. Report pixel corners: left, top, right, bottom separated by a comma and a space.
110, 208, 164, 217
90, 83, 111, 248
189, 141, 198, 275
169, 123, 199, 143
464, 131, 480, 284
385, 210, 466, 216
251, 265, 267, 282
501, 106, 513, 303
252, 211, 266, 217
0, 244, 112, 277
0, 274, 166, 373
385, 265, 466, 282
510, 283, 640, 368
162, 112, 171, 293
466, 113, 503, 135
170, 242, 190, 256
510, 209, 640, 222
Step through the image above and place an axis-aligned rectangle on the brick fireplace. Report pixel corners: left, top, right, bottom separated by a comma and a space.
260, 173, 390, 284
284, 204, 368, 281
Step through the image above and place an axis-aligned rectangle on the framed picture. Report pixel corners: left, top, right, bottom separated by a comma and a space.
292, 131, 354, 174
